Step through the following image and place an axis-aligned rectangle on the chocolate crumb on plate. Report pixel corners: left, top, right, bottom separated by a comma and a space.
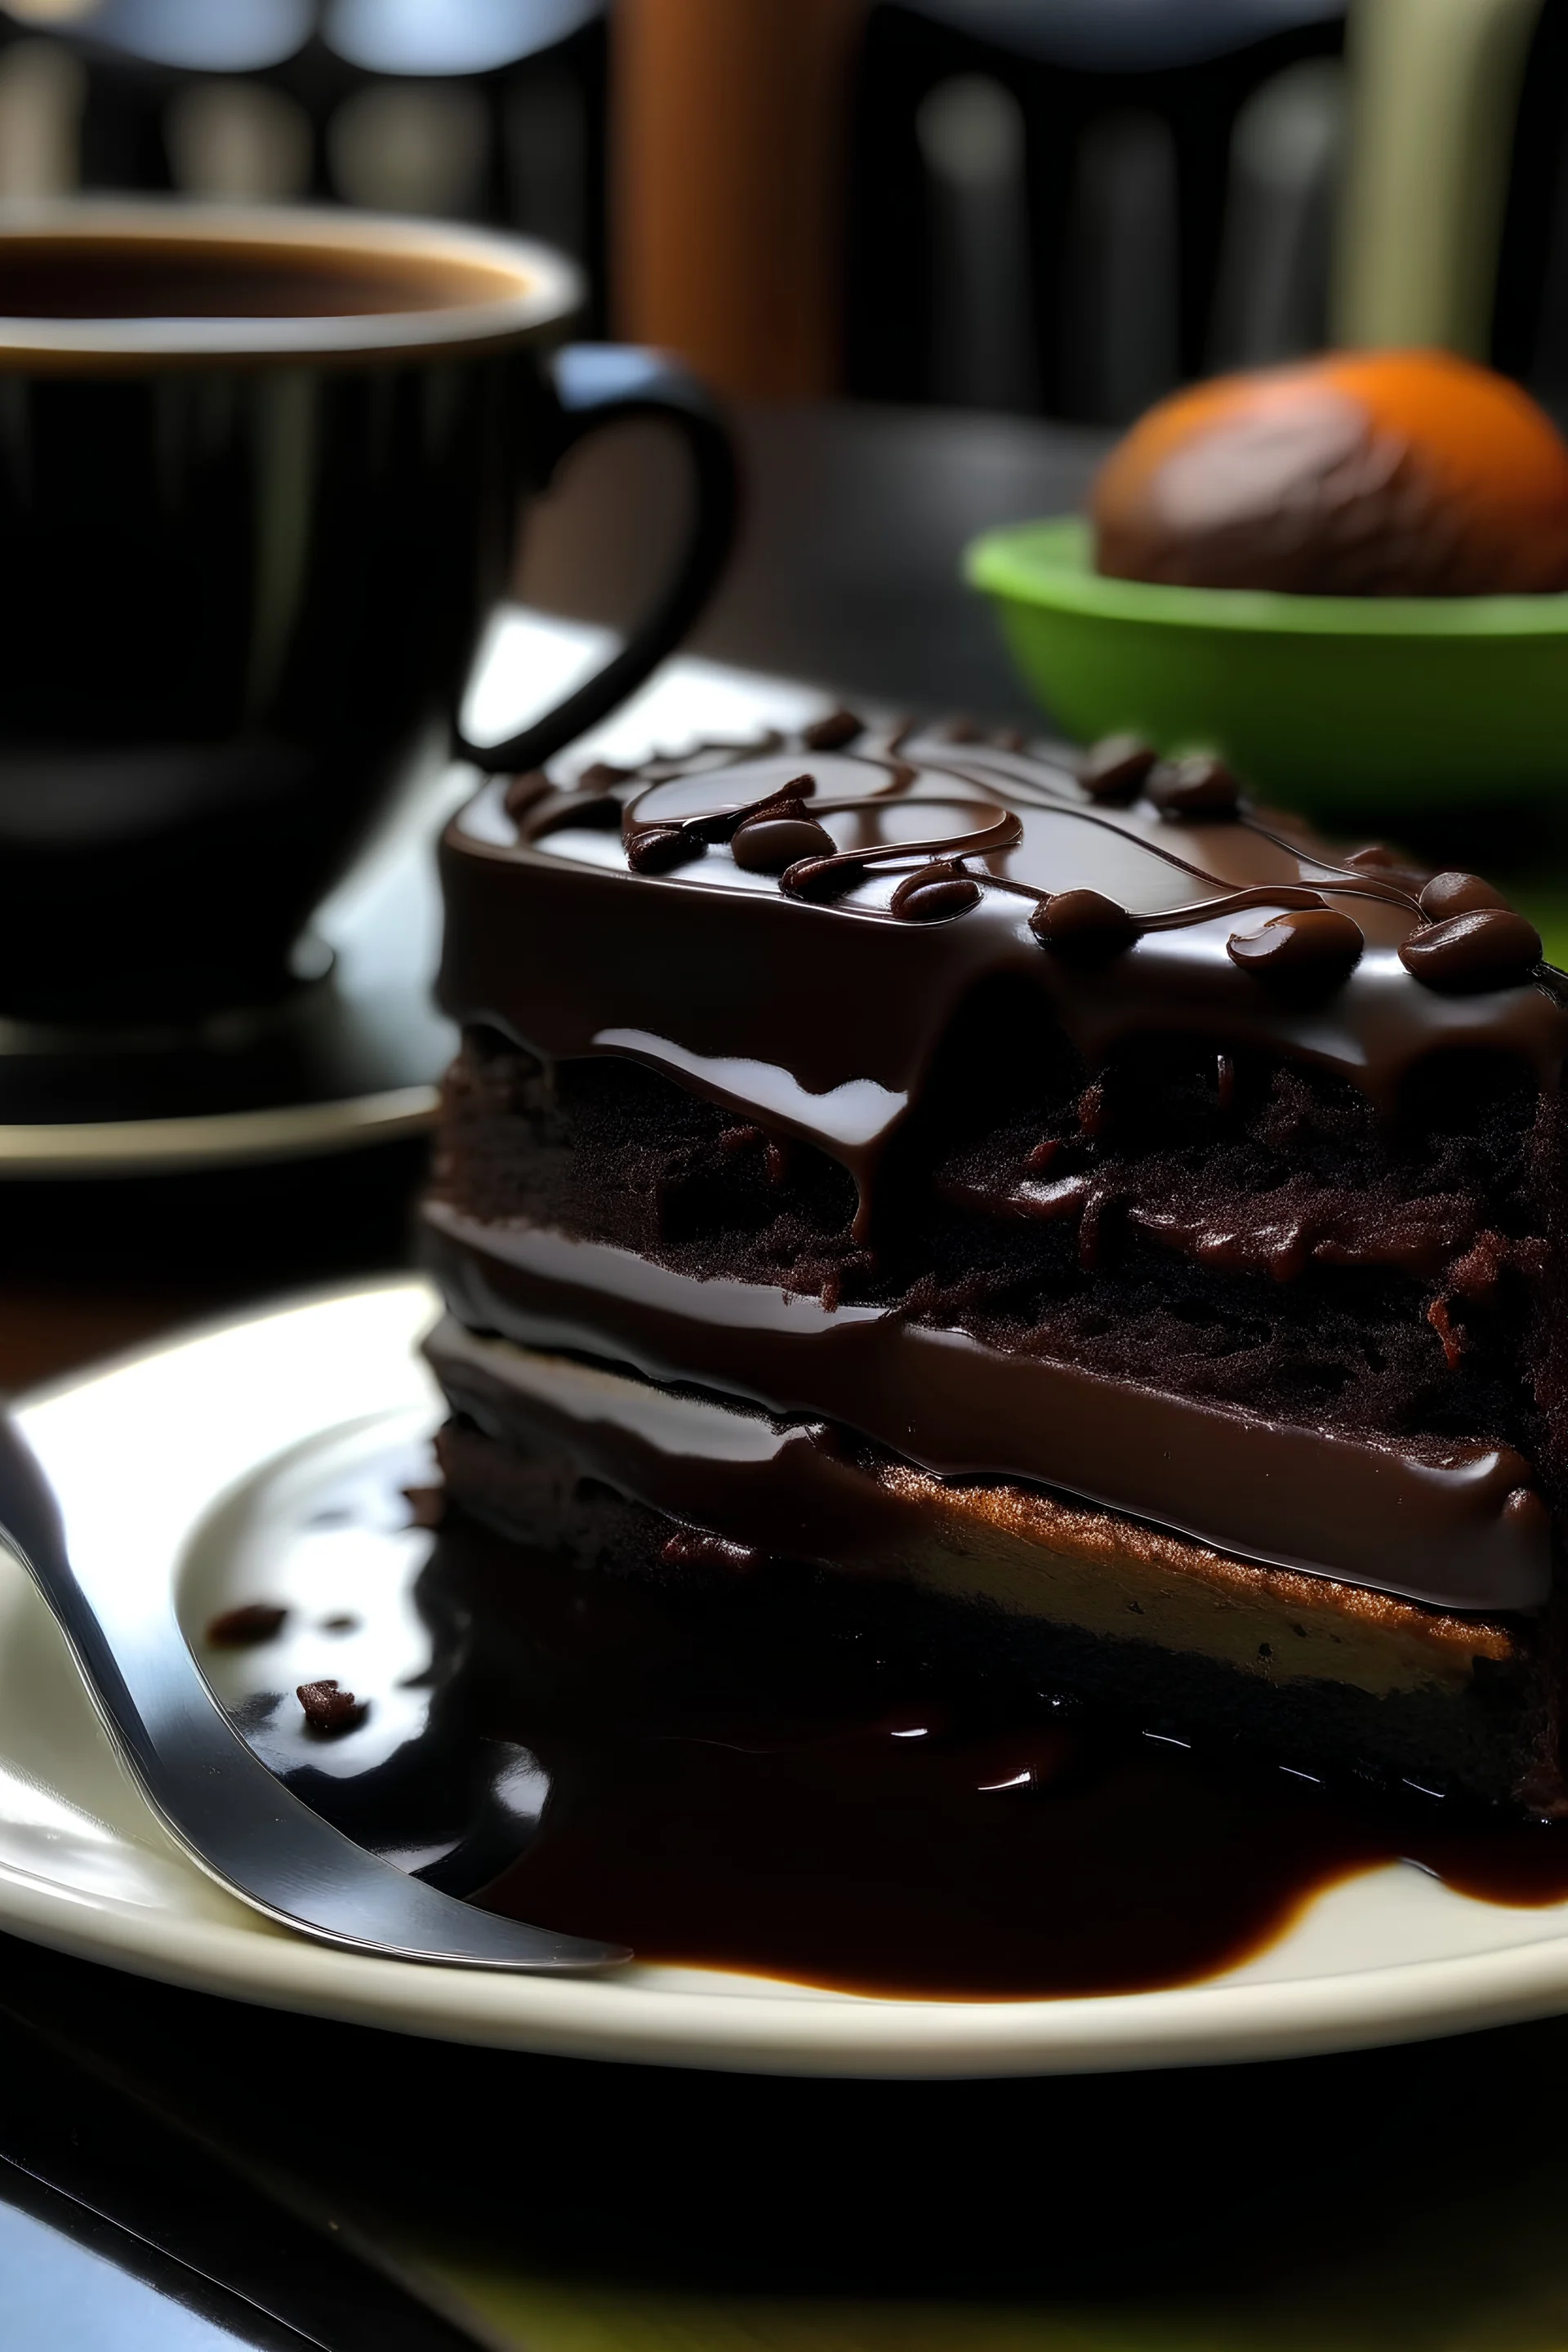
206, 1602, 287, 1648
296, 1679, 368, 1736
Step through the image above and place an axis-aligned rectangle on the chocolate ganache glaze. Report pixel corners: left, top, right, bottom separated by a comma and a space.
433, 719, 1567, 1615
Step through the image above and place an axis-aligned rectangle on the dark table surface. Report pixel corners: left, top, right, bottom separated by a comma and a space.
514, 397, 1111, 723
2, 400, 1559, 2352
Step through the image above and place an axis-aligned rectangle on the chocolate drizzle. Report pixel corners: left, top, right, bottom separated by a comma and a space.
604, 728, 1530, 987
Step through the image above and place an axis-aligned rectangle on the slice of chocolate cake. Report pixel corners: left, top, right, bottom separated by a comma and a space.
421, 718, 1568, 1813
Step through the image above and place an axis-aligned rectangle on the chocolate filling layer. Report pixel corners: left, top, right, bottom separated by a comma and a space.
423, 1205, 1549, 1610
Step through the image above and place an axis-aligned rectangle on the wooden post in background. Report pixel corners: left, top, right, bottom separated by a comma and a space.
612, 0, 866, 400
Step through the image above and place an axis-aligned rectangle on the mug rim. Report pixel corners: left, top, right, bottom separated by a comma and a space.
0, 199, 584, 371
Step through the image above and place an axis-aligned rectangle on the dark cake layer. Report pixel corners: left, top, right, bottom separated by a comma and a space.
423, 1009, 1565, 1609
425, 1320, 1555, 1809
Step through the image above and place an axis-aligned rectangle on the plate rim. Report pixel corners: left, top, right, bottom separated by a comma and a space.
11, 1275, 1568, 2079
0, 1085, 438, 1178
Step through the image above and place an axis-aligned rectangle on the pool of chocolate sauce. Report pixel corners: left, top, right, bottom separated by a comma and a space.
225, 1480, 1568, 2003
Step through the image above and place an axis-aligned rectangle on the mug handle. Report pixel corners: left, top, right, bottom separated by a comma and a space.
455, 343, 740, 773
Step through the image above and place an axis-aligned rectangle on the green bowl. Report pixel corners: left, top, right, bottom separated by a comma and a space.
964, 515, 1568, 821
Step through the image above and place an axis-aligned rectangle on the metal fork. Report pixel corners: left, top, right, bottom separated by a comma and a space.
0, 1417, 628, 1975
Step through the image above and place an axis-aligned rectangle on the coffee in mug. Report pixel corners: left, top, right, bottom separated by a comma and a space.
0, 203, 735, 1018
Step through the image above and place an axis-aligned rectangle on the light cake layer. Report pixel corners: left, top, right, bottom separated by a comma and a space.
426, 1318, 1555, 1809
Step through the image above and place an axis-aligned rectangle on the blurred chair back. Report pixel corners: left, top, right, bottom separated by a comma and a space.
608, 0, 1348, 412
847, 0, 1348, 422
19, 0, 1568, 429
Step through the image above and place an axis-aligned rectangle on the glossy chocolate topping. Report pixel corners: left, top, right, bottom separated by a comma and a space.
422, 1207, 1551, 1610
438, 721, 1561, 1227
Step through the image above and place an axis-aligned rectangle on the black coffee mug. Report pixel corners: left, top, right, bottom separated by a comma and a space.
0, 203, 737, 1019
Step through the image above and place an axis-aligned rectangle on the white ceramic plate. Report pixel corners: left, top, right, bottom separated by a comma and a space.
10, 1280, 1568, 2079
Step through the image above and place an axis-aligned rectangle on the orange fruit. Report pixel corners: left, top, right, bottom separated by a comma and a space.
1092, 350, 1568, 595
